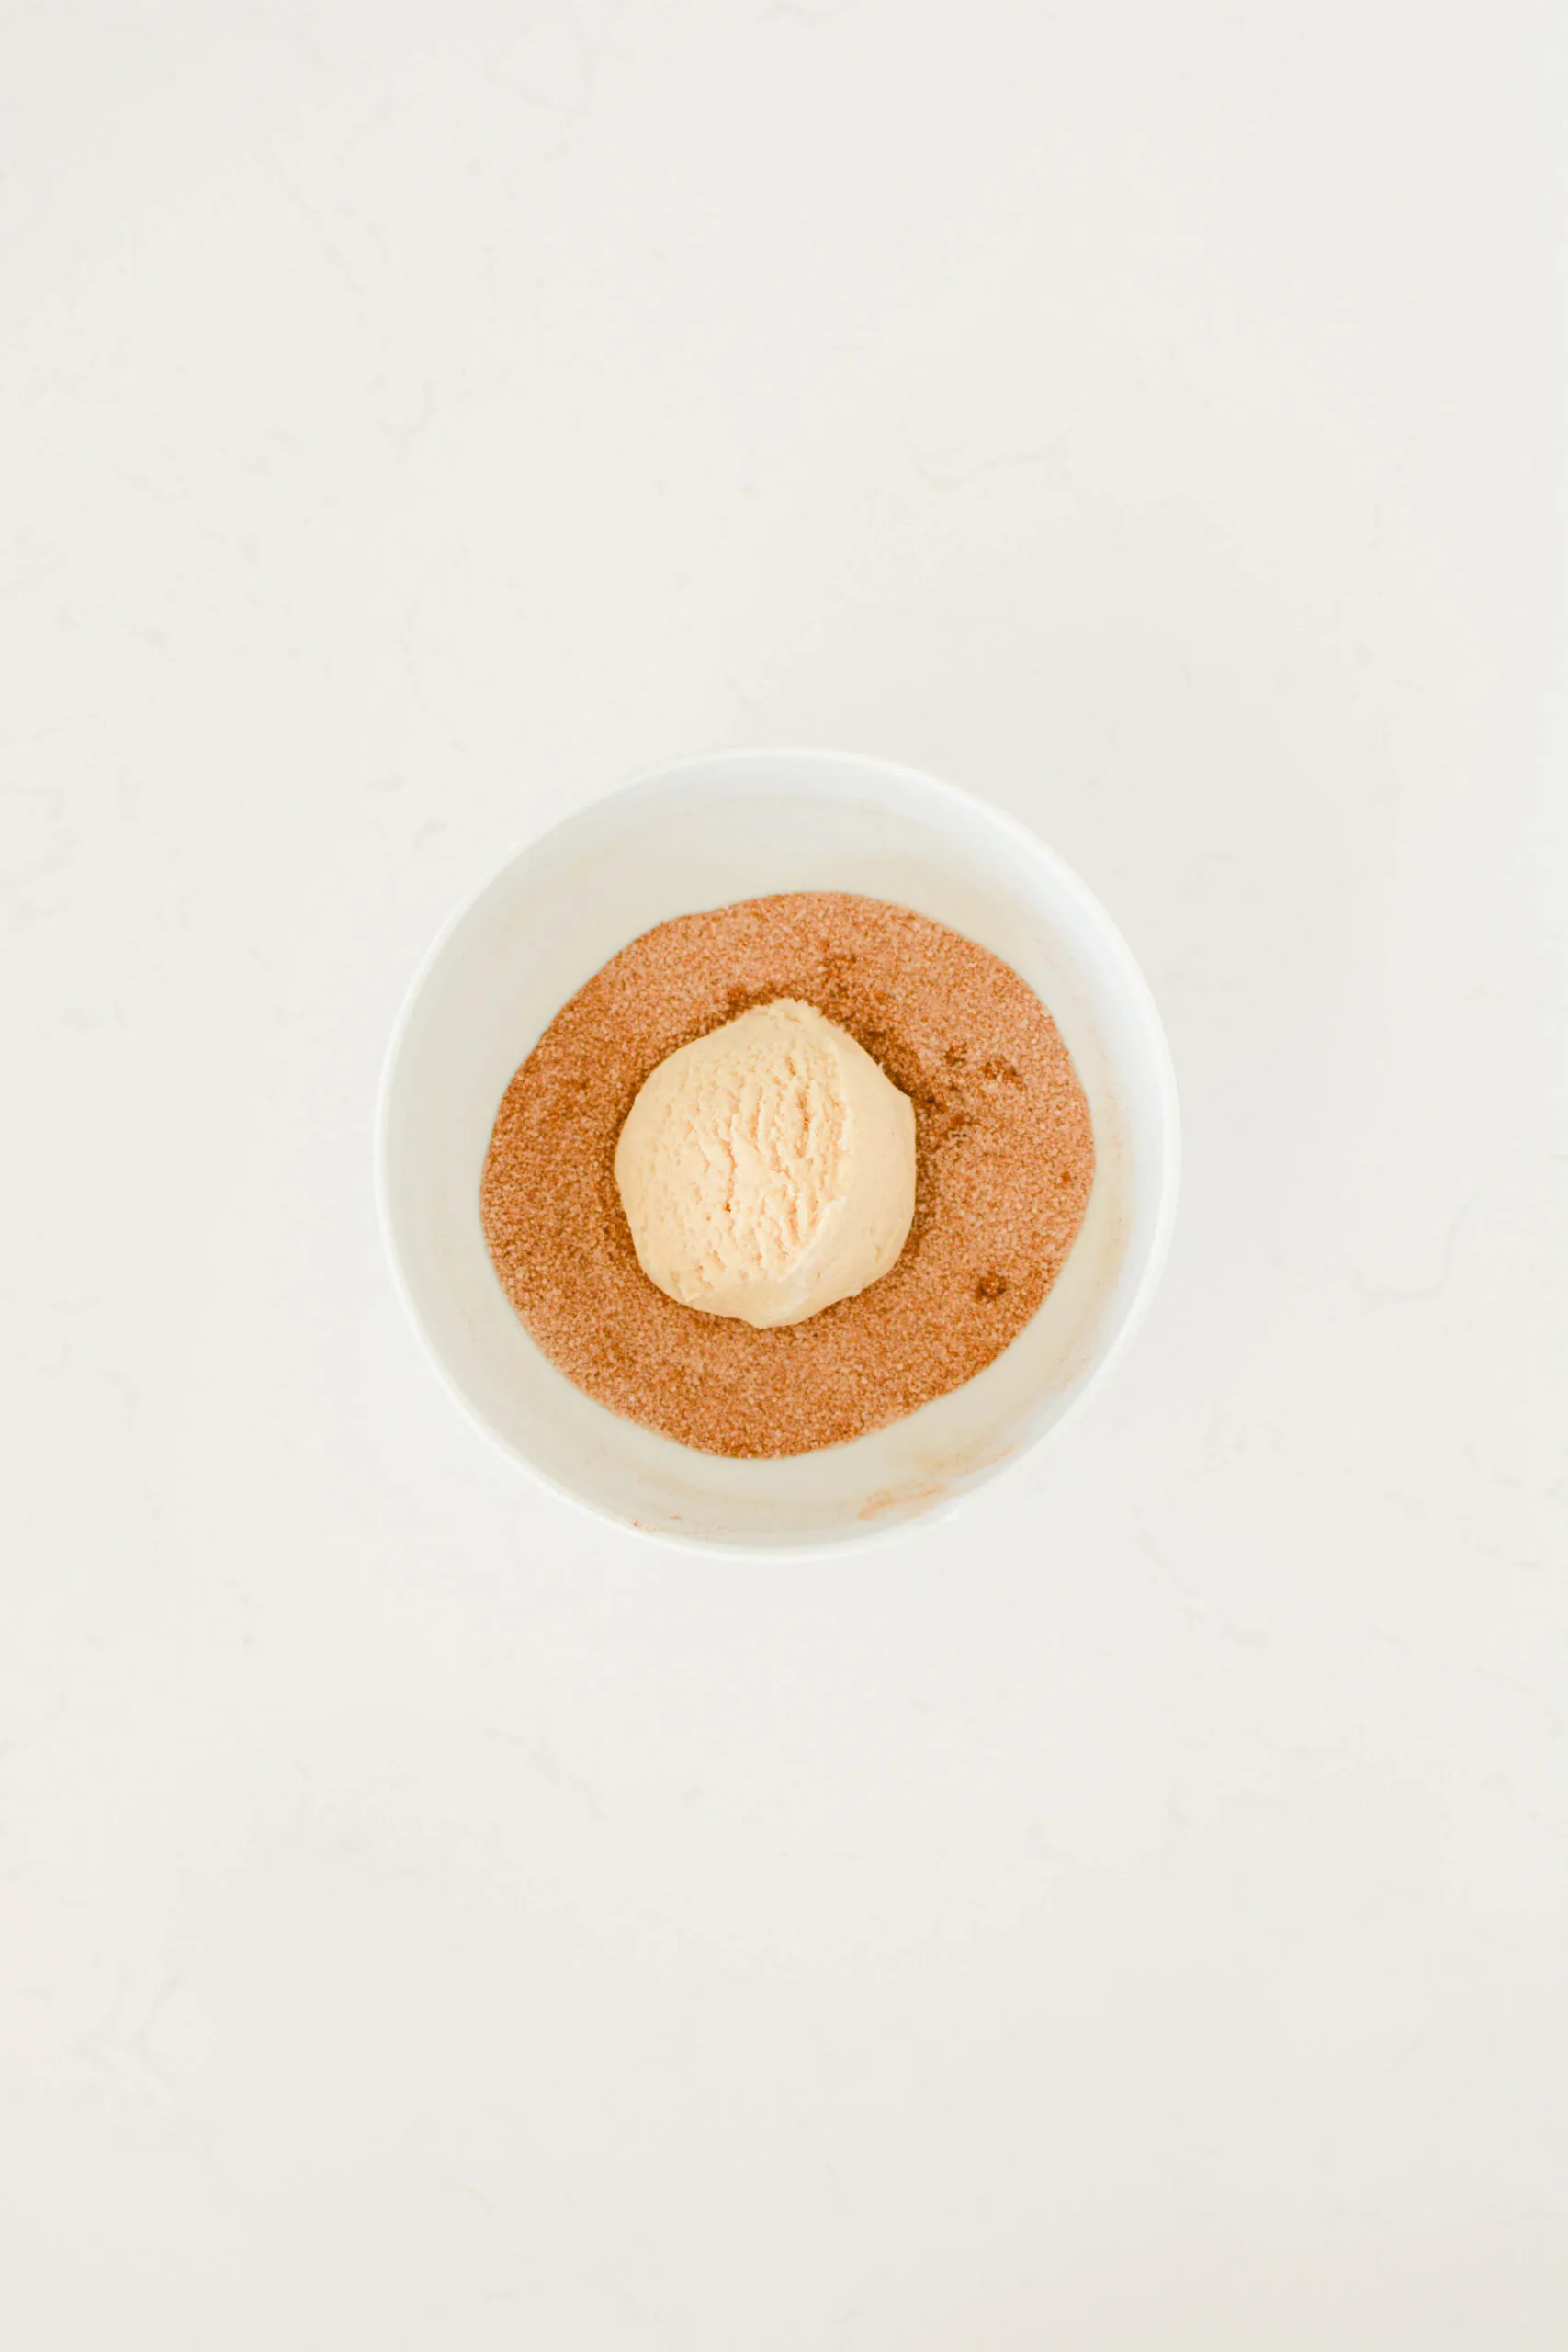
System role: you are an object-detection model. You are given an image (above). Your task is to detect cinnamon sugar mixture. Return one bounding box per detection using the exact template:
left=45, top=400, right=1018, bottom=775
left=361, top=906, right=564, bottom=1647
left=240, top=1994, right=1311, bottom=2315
left=480, top=894, right=1093, bottom=1458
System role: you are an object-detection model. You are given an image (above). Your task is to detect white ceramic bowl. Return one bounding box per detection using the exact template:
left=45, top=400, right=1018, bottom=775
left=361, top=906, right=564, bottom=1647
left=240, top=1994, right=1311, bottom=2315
left=378, top=750, right=1179, bottom=1550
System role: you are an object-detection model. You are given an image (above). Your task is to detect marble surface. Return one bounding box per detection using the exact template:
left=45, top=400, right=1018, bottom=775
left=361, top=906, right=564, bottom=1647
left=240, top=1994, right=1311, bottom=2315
left=2, top=4, right=1564, bottom=2345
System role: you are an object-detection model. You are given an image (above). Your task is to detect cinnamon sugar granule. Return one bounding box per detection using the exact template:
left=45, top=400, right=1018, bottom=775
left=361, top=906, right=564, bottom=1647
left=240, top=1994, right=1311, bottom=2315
left=480, top=893, right=1093, bottom=1458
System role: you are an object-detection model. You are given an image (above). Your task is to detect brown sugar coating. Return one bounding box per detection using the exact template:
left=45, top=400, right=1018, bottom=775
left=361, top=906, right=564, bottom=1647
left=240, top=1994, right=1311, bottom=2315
left=480, top=894, right=1094, bottom=1458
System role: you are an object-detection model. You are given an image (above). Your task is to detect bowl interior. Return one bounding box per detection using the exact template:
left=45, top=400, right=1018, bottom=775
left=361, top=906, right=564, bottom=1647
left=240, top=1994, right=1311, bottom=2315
left=378, top=752, right=1177, bottom=1548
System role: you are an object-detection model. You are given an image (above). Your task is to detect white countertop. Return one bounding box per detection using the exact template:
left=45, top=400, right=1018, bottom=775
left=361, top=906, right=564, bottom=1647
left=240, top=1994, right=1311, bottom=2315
left=3, top=5, right=1564, bottom=2345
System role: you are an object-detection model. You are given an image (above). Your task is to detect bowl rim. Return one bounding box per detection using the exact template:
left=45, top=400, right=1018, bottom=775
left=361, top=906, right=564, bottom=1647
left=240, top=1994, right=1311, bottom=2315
left=375, top=745, right=1181, bottom=1555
